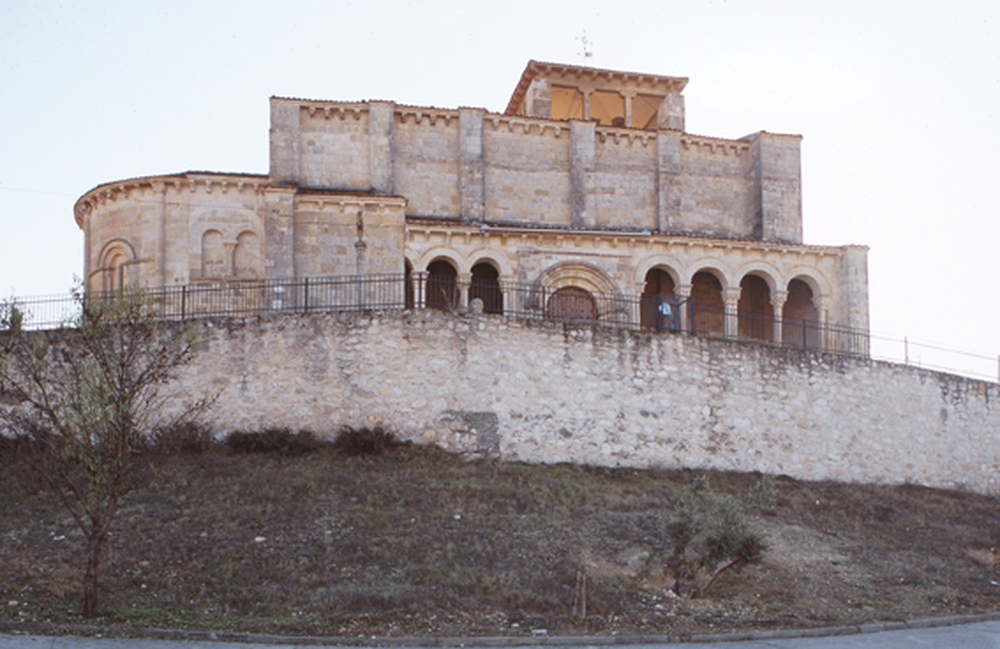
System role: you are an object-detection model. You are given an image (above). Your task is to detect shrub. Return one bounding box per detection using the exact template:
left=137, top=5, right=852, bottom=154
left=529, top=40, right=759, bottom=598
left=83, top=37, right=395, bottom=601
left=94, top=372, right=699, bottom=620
left=153, top=423, right=216, bottom=455
left=332, top=425, right=398, bottom=456
left=225, top=427, right=320, bottom=455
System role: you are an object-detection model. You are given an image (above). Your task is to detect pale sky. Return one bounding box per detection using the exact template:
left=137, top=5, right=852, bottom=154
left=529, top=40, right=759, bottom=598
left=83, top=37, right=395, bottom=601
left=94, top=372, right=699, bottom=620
left=1, top=1, right=998, bottom=378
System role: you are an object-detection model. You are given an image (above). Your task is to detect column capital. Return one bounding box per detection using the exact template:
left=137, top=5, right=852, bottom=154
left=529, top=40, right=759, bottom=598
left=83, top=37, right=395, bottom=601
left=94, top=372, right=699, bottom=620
left=770, top=290, right=788, bottom=309
left=674, top=283, right=692, bottom=298
left=723, top=287, right=742, bottom=307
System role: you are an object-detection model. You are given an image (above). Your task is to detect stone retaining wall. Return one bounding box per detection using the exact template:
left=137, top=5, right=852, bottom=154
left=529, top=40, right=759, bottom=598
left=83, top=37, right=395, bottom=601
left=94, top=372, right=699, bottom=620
left=170, top=310, right=1000, bottom=494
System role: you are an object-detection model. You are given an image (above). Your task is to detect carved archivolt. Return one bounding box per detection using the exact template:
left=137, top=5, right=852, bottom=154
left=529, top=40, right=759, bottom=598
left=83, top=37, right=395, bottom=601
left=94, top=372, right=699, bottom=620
left=535, top=261, right=620, bottom=296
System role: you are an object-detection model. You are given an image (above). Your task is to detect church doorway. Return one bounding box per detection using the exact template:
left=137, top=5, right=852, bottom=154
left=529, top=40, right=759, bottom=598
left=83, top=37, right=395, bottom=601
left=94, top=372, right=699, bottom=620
left=547, top=286, right=597, bottom=322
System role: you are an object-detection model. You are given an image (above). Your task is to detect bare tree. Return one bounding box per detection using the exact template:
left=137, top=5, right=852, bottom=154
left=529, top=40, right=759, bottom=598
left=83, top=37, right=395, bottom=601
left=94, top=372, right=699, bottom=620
left=663, top=477, right=767, bottom=598
left=0, top=291, right=213, bottom=618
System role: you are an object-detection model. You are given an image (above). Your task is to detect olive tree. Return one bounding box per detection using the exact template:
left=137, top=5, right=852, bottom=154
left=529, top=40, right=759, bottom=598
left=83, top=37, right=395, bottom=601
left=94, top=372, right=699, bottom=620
left=0, top=291, right=213, bottom=618
left=663, top=477, right=768, bottom=598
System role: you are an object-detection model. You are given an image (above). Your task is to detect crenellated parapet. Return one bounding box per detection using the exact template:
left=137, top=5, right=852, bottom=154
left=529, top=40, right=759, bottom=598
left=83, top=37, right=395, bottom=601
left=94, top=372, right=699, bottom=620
left=681, top=134, right=751, bottom=157
left=395, top=106, right=459, bottom=127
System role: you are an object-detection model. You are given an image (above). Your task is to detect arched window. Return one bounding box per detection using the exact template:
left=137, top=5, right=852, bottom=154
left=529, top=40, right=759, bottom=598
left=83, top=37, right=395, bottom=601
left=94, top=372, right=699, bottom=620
left=103, top=249, right=130, bottom=293
left=470, top=262, right=503, bottom=314
left=426, top=260, right=458, bottom=310
left=783, top=278, right=820, bottom=349
left=691, top=271, right=724, bottom=334
left=547, top=286, right=597, bottom=322
left=201, top=230, right=227, bottom=279
left=738, top=275, right=773, bottom=341
left=233, top=231, right=263, bottom=279
left=98, top=241, right=135, bottom=294
left=641, top=268, right=676, bottom=330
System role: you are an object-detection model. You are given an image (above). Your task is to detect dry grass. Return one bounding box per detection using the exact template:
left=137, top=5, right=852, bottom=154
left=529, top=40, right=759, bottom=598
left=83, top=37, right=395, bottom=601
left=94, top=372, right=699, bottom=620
left=3, top=439, right=1000, bottom=639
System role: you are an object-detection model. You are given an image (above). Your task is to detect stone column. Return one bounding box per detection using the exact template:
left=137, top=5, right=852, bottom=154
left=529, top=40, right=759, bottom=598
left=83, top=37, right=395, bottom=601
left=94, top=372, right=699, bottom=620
left=623, top=91, right=636, bottom=127
left=675, top=283, right=692, bottom=333
left=414, top=270, right=426, bottom=310
left=458, top=272, right=471, bottom=309
left=814, top=296, right=829, bottom=351
left=770, top=290, right=788, bottom=345
left=723, top=287, right=742, bottom=338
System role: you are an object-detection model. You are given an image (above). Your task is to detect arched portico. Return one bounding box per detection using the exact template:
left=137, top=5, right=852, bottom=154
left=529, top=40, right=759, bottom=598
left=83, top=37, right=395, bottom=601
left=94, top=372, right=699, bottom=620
left=783, top=277, right=821, bottom=349
left=738, top=274, right=774, bottom=341
left=426, top=259, right=459, bottom=310
left=640, top=266, right=678, bottom=330
left=690, top=269, right=726, bottom=335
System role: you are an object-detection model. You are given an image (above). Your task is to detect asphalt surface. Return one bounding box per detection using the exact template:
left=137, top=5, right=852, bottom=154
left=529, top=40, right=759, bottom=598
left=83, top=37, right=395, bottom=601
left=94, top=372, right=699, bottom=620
left=4, top=617, right=1000, bottom=649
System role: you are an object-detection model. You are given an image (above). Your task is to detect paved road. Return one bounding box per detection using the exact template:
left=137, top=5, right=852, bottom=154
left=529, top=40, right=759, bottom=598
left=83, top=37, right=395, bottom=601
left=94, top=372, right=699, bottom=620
left=4, top=621, right=1000, bottom=648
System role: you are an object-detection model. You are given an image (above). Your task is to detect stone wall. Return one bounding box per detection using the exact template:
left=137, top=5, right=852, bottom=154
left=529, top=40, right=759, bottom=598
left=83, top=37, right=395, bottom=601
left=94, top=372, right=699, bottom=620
left=169, top=310, right=1000, bottom=495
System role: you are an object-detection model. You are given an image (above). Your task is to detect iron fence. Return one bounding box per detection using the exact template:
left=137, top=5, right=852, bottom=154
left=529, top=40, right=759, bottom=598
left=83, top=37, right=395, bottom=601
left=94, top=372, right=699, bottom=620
left=4, top=273, right=869, bottom=358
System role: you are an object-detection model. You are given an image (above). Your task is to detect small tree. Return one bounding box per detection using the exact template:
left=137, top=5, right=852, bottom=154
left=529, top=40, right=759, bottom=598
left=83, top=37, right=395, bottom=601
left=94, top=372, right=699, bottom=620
left=663, top=477, right=767, bottom=598
left=0, top=290, right=213, bottom=618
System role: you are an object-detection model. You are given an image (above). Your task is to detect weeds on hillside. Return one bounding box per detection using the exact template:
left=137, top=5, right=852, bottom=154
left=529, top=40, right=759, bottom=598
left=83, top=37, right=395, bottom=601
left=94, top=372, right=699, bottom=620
left=4, top=440, right=1000, bottom=638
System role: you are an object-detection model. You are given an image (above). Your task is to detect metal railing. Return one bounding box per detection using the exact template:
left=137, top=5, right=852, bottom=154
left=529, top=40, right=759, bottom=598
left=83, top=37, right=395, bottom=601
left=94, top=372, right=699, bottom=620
left=8, top=274, right=995, bottom=380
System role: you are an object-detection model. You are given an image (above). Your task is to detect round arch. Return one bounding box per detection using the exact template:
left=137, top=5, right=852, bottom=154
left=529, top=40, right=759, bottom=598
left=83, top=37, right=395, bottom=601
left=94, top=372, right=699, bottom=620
left=631, top=255, right=682, bottom=290
left=465, top=246, right=514, bottom=278
left=410, top=246, right=465, bottom=274
left=781, top=268, right=830, bottom=300
left=535, top=261, right=621, bottom=296
left=733, top=262, right=780, bottom=294
left=679, top=258, right=732, bottom=289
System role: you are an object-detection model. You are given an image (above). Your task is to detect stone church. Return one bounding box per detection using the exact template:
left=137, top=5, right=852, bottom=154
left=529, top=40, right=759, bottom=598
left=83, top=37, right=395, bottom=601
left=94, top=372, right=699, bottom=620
left=74, top=60, right=869, bottom=346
